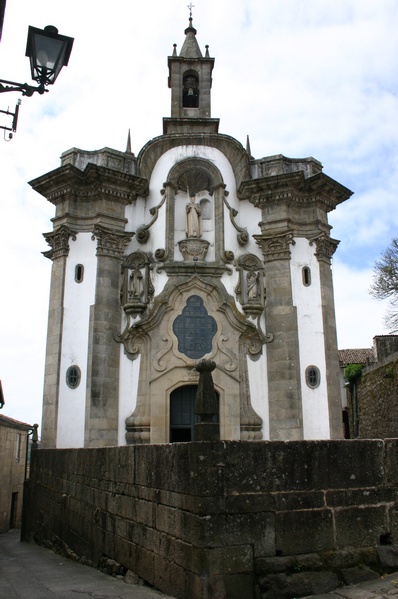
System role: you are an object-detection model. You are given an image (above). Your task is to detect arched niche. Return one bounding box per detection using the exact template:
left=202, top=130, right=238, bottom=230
left=163, top=157, right=226, bottom=262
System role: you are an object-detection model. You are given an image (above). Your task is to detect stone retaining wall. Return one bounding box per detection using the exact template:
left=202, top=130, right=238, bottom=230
left=23, top=440, right=398, bottom=598
left=357, top=354, right=398, bottom=438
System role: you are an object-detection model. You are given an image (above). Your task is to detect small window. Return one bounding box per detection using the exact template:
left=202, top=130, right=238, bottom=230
left=66, top=365, right=81, bottom=389
left=302, top=266, right=311, bottom=286
left=306, top=366, right=320, bottom=389
left=15, top=433, right=21, bottom=462
left=75, top=264, right=84, bottom=283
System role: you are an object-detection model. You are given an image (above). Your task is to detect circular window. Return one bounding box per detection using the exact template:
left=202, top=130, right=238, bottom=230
left=66, top=365, right=81, bottom=389
left=306, top=366, right=320, bottom=389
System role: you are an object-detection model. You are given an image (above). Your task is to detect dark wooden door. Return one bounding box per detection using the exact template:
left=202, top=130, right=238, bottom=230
left=170, top=385, right=197, bottom=442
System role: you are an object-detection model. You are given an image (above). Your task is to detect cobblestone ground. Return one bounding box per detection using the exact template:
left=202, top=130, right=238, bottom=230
left=0, top=530, right=175, bottom=599
left=304, top=573, right=398, bottom=598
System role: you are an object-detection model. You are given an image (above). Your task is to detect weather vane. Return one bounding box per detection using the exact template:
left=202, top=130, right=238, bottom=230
left=187, top=3, right=195, bottom=19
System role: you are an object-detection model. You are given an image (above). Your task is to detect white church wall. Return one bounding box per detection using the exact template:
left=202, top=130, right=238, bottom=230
left=57, top=233, right=97, bottom=448
left=118, top=349, right=141, bottom=446
left=247, top=347, right=270, bottom=439
left=147, top=145, right=238, bottom=264
left=125, top=196, right=146, bottom=234
left=290, top=238, right=330, bottom=439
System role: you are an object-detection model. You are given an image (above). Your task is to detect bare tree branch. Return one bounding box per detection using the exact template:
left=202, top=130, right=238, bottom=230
left=370, top=238, right=398, bottom=332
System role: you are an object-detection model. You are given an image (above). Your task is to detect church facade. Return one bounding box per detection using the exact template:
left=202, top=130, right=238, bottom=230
left=31, top=18, right=352, bottom=448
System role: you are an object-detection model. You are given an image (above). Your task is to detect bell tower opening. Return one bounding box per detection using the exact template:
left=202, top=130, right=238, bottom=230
left=183, top=72, right=199, bottom=108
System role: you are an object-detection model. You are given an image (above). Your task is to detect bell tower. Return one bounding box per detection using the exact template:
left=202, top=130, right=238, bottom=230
left=164, top=12, right=219, bottom=134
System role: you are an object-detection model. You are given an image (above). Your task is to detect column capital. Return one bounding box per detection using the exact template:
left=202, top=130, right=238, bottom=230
left=92, top=226, right=133, bottom=258
left=42, top=226, right=76, bottom=260
left=310, top=234, right=339, bottom=264
left=254, top=233, right=295, bottom=262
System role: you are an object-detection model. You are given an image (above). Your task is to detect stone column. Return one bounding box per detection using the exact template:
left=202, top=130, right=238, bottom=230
left=313, top=235, right=344, bottom=439
left=257, top=234, right=303, bottom=440
left=41, top=227, right=75, bottom=448
left=85, top=227, right=132, bottom=447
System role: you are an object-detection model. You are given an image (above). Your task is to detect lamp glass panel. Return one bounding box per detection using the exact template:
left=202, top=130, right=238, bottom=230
left=31, top=32, right=68, bottom=83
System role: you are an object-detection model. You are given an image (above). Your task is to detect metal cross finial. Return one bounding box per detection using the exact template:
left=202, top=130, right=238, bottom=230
left=187, top=3, right=195, bottom=19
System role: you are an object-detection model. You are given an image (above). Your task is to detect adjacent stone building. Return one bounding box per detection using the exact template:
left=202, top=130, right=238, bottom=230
left=340, top=335, right=398, bottom=439
left=31, top=17, right=352, bottom=448
left=0, top=414, right=32, bottom=531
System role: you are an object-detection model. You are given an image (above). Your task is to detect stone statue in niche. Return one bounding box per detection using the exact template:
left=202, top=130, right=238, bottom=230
left=128, top=269, right=143, bottom=300
left=247, top=271, right=259, bottom=301
left=186, top=193, right=202, bottom=238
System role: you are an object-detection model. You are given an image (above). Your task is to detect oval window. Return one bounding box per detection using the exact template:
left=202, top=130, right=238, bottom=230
left=302, top=266, right=311, bottom=286
left=66, top=365, right=81, bottom=389
left=75, top=264, right=84, bottom=283
left=306, top=366, right=320, bottom=389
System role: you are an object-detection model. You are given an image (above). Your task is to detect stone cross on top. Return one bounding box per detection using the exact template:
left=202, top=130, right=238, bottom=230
left=187, top=3, right=195, bottom=19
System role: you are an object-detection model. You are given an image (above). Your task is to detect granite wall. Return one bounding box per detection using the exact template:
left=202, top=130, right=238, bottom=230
left=23, top=440, right=398, bottom=598
left=348, top=352, right=398, bottom=439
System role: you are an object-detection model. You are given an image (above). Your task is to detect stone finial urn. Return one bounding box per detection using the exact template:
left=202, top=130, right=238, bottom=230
left=178, top=237, right=210, bottom=261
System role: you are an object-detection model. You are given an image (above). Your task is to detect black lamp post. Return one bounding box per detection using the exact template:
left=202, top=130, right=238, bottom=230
left=0, top=25, right=74, bottom=96
left=0, top=24, right=73, bottom=137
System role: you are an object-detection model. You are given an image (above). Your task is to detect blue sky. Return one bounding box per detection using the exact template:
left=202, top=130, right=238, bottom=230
left=0, top=0, right=397, bottom=427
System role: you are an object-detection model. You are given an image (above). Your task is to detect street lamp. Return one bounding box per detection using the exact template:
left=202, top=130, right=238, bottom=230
left=0, top=25, right=74, bottom=96
left=0, top=25, right=74, bottom=137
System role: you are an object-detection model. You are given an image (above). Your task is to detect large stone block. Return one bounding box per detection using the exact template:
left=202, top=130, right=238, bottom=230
left=222, top=440, right=385, bottom=493
left=275, top=509, right=334, bottom=554
left=154, top=553, right=186, bottom=599
left=334, top=506, right=388, bottom=548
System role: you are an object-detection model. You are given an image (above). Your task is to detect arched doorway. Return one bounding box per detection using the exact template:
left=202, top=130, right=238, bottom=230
left=170, top=385, right=198, bottom=442
left=169, top=385, right=220, bottom=442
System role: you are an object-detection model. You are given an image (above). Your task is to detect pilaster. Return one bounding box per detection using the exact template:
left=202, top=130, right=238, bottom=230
left=256, top=234, right=303, bottom=440
left=84, top=227, right=133, bottom=447
left=41, top=226, right=75, bottom=448
left=312, top=235, right=344, bottom=438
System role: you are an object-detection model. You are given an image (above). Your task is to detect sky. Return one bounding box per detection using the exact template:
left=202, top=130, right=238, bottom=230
left=0, top=0, right=397, bottom=428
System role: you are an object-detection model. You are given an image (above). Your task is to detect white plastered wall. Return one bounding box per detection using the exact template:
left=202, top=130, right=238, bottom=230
left=56, top=233, right=97, bottom=448
left=120, top=144, right=267, bottom=442
left=290, top=238, right=330, bottom=439
left=247, top=346, right=270, bottom=439
left=118, top=350, right=141, bottom=445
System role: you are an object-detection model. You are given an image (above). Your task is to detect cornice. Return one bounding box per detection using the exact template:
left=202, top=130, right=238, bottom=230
left=50, top=212, right=128, bottom=233
left=29, top=163, right=148, bottom=206
left=238, top=170, right=353, bottom=210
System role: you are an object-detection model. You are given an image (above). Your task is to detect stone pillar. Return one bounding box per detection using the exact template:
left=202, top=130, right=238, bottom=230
left=314, top=235, right=344, bottom=439
left=195, top=359, right=220, bottom=441
left=41, top=227, right=75, bottom=448
left=257, top=234, right=303, bottom=440
left=85, top=227, right=132, bottom=447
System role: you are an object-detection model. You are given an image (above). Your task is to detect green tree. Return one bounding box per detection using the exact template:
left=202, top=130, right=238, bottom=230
left=370, top=237, right=398, bottom=333
left=344, top=363, right=362, bottom=384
